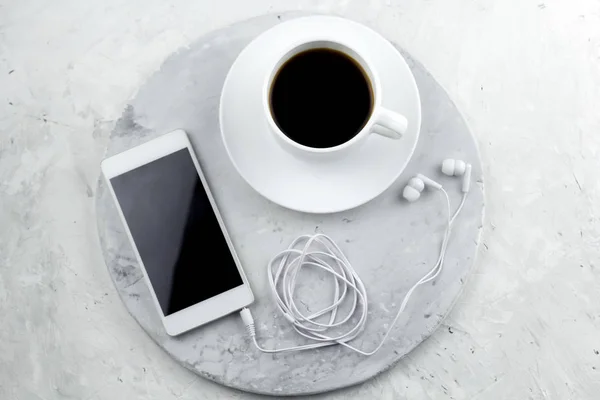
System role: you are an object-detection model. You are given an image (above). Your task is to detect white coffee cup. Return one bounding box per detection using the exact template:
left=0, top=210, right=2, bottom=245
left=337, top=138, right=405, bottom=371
left=263, top=40, right=408, bottom=160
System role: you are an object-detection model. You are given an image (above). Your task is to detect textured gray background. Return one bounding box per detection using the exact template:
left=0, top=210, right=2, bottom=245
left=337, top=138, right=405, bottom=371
left=95, top=14, right=483, bottom=396
left=5, top=1, right=600, bottom=399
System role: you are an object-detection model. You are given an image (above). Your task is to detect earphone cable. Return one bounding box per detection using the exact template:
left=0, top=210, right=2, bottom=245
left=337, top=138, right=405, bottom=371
left=241, top=189, right=467, bottom=356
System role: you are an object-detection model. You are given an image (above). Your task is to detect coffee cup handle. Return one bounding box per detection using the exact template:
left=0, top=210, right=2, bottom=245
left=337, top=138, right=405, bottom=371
left=371, top=107, right=408, bottom=139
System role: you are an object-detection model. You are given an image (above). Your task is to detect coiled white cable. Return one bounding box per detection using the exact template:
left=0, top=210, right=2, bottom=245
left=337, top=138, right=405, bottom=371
left=241, top=188, right=467, bottom=356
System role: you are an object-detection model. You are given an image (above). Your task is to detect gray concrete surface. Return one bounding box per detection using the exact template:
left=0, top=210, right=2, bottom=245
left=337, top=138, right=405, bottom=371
left=2, top=0, right=600, bottom=399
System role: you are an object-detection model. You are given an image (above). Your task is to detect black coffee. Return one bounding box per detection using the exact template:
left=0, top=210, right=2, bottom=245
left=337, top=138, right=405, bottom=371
left=270, top=48, right=373, bottom=148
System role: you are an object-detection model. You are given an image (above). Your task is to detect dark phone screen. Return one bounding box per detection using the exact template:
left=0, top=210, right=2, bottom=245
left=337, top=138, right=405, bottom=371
left=110, top=148, right=243, bottom=316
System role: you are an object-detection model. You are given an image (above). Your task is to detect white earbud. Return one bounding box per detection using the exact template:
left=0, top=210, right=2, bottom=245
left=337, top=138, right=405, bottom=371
left=402, top=177, right=424, bottom=202
left=441, top=159, right=466, bottom=177
left=402, top=174, right=442, bottom=202
left=441, top=159, right=472, bottom=193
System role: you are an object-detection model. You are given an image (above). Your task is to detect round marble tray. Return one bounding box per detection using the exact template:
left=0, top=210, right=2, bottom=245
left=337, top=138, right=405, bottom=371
left=96, top=13, right=484, bottom=396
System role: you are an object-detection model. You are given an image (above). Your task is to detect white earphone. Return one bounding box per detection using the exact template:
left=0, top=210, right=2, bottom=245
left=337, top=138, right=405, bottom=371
left=240, top=158, right=473, bottom=357
left=442, top=158, right=472, bottom=193
left=402, top=158, right=472, bottom=202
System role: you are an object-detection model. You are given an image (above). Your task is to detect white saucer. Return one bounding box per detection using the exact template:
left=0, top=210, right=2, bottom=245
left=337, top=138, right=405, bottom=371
left=220, top=16, right=421, bottom=213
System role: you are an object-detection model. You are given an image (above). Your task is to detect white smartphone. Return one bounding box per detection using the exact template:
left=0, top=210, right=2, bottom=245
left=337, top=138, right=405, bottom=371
left=101, top=129, right=254, bottom=336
